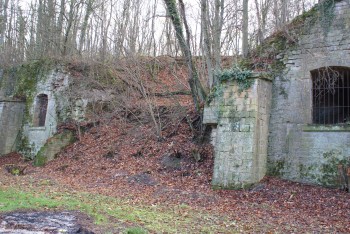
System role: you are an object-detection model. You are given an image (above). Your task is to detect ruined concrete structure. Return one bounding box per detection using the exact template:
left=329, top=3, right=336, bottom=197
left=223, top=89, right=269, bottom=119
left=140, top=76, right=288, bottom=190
left=0, top=65, right=84, bottom=164
left=0, top=101, right=25, bottom=156
left=0, top=60, right=114, bottom=165
left=204, top=0, right=350, bottom=188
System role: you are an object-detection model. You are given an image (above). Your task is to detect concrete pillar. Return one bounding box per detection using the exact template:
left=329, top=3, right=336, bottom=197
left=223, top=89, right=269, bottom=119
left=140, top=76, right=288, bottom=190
left=203, top=75, right=272, bottom=189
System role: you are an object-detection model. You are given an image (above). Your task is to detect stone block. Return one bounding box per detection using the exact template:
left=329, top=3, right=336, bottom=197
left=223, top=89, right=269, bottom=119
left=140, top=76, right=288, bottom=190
left=34, top=130, right=75, bottom=166
left=210, top=73, right=272, bottom=189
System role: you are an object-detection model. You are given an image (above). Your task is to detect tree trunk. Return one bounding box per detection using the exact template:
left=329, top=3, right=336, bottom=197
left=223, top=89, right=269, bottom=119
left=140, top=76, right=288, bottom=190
left=163, top=0, right=207, bottom=112
left=79, top=0, right=94, bottom=55
left=57, top=0, right=66, bottom=55
left=201, top=0, right=214, bottom=88
left=242, top=0, right=249, bottom=58
left=213, top=0, right=224, bottom=71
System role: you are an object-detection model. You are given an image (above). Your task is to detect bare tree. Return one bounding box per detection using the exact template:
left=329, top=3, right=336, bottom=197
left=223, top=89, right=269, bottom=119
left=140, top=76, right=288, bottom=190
left=213, top=0, right=224, bottom=70
left=78, top=0, right=95, bottom=55
left=201, top=0, right=214, bottom=88
left=254, top=0, right=271, bottom=45
left=163, top=0, right=206, bottom=111
left=242, top=0, right=249, bottom=57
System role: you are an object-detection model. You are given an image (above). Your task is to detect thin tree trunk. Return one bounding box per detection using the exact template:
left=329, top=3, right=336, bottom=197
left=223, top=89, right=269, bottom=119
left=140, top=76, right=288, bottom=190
left=254, top=0, right=263, bottom=45
left=163, top=0, right=207, bottom=112
left=56, top=0, right=65, bottom=54
left=79, top=0, right=94, bottom=55
left=213, top=0, right=224, bottom=71
left=63, top=0, right=76, bottom=56
left=242, top=0, right=249, bottom=58
left=201, top=0, right=214, bottom=88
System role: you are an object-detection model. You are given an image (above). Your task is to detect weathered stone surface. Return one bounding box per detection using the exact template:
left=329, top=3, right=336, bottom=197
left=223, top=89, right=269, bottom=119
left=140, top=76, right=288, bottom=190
left=34, top=130, right=75, bottom=166
left=0, top=101, right=25, bottom=156
left=21, top=69, right=72, bottom=159
left=267, top=1, right=350, bottom=186
left=205, top=1, right=350, bottom=189
left=205, top=77, right=272, bottom=189
left=0, top=211, right=94, bottom=233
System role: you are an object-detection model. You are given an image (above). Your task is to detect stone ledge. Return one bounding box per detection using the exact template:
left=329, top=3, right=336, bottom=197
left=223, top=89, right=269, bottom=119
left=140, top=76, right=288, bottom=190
left=302, top=124, right=350, bottom=132
left=28, top=126, right=46, bottom=131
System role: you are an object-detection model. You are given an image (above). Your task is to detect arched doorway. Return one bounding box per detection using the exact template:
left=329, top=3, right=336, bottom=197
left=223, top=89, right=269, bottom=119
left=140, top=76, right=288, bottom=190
left=33, top=94, right=48, bottom=127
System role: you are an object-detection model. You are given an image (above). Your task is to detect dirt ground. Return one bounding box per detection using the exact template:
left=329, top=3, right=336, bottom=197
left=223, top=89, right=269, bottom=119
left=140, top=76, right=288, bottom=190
left=1, top=114, right=350, bottom=233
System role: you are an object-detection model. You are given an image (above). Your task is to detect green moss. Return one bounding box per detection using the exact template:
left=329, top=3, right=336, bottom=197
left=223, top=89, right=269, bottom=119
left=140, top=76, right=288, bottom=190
left=299, top=163, right=317, bottom=179
left=267, top=159, right=285, bottom=177
left=34, top=147, right=48, bottom=167
left=34, top=130, right=76, bottom=166
left=246, top=0, right=341, bottom=80
left=206, top=84, right=224, bottom=105
left=317, top=150, right=350, bottom=187
left=16, top=131, right=33, bottom=159
left=255, top=0, right=337, bottom=57
left=1, top=60, right=54, bottom=123
left=317, top=0, right=340, bottom=36
left=292, top=5, right=318, bottom=27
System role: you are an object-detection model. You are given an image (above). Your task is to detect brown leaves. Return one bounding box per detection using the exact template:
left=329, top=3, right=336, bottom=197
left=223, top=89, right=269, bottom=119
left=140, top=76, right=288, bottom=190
left=1, top=108, right=350, bottom=232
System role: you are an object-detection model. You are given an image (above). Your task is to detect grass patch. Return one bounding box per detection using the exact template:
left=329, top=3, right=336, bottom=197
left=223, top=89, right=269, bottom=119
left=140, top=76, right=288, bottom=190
left=125, top=227, right=148, bottom=234
left=0, top=184, right=241, bottom=233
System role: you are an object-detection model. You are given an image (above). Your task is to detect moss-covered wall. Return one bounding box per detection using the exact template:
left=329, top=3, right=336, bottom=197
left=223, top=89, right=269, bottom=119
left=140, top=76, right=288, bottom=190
left=267, top=0, right=350, bottom=187
left=34, top=130, right=76, bottom=166
left=0, top=60, right=75, bottom=161
left=203, top=75, right=272, bottom=189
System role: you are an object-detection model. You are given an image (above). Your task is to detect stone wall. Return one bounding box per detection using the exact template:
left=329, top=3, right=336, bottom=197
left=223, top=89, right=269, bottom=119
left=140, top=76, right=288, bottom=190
left=267, top=1, right=350, bottom=186
left=0, top=62, right=108, bottom=161
left=22, top=70, right=71, bottom=158
left=203, top=76, right=272, bottom=189
left=0, top=101, right=25, bottom=155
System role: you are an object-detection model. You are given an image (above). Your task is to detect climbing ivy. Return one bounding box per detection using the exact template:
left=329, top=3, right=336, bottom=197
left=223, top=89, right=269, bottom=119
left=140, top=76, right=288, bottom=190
left=206, top=66, right=253, bottom=104
left=206, top=84, right=224, bottom=105
left=317, top=0, right=339, bottom=36
left=215, top=66, right=253, bottom=91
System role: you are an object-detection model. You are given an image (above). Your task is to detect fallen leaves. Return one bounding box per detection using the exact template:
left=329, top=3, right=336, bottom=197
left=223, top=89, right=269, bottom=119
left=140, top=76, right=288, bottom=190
left=1, top=97, right=350, bottom=233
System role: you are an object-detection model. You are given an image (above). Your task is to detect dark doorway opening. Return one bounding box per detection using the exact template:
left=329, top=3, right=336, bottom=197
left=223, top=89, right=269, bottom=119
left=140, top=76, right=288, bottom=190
left=33, top=94, right=48, bottom=127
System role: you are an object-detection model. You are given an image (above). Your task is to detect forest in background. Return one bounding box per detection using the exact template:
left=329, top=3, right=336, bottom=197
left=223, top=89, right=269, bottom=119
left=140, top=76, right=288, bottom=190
left=0, top=0, right=318, bottom=67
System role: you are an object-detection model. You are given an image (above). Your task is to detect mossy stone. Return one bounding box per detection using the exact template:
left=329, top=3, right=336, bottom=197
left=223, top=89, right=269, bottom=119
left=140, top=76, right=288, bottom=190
left=34, top=130, right=76, bottom=166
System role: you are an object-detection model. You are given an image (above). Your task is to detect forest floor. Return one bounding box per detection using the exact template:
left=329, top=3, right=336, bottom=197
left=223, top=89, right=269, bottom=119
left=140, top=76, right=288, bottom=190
left=0, top=113, right=350, bottom=233
left=1, top=60, right=350, bottom=233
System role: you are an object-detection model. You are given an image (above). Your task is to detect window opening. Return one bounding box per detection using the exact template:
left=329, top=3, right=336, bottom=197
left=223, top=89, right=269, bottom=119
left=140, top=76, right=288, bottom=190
left=33, top=94, right=48, bottom=127
left=312, top=67, right=350, bottom=124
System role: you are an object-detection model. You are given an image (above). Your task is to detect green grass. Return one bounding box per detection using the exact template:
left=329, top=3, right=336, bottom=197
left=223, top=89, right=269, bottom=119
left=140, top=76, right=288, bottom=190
left=0, top=185, right=241, bottom=233
left=125, top=227, right=148, bottom=234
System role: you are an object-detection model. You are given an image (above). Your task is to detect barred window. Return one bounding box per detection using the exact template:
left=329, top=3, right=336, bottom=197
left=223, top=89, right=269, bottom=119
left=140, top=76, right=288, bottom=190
left=33, top=94, right=48, bottom=127
left=312, top=67, right=350, bottom=124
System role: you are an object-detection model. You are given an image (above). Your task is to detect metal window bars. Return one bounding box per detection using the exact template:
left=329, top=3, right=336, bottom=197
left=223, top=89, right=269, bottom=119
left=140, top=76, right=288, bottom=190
left=312, top=67, right=350, bottom=125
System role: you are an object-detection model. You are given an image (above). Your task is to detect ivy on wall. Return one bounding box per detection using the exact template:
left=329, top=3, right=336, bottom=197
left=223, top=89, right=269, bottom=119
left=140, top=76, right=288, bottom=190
left=318, top=0, right=341, bottom=36
left=206, top=66, right=253, bottom=104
